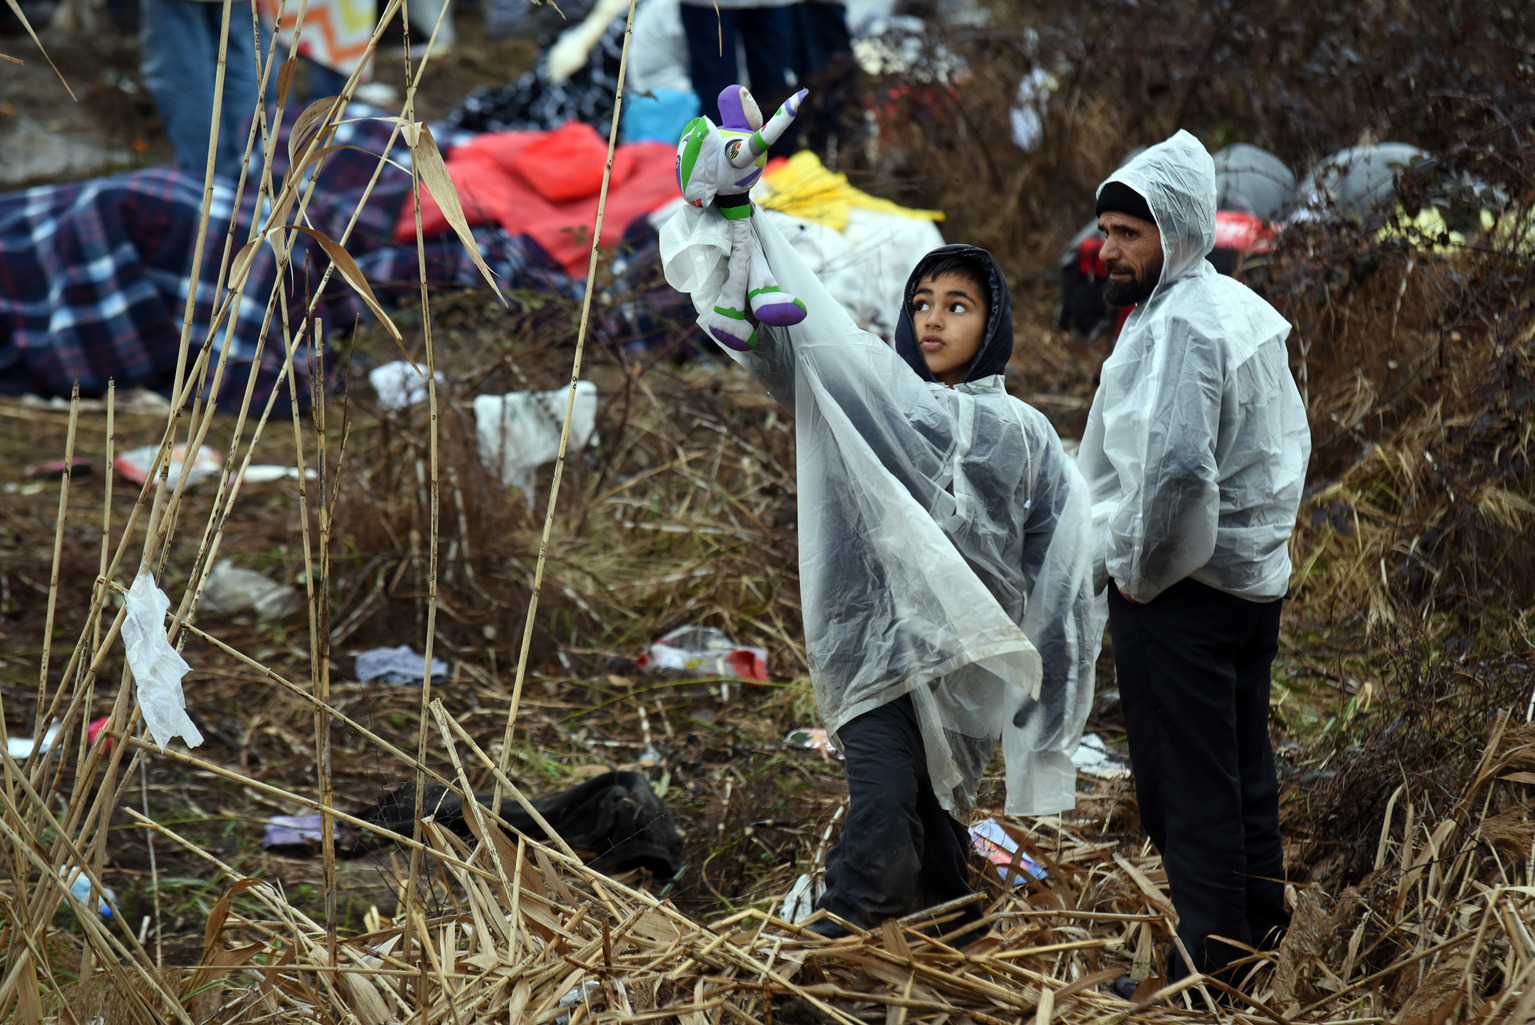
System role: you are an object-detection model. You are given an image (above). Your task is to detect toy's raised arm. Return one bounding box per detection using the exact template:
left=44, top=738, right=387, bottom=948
left=725, top=89, right=808, bottom=169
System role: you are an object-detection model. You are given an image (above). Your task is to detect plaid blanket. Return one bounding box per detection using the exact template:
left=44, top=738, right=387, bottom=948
left=0, top=107, right=569, bottom=411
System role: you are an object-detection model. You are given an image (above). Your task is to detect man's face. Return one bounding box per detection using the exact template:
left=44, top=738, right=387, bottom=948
left=1098, top=211, right=1164, bottom=308
left=911, top=272, right=988, bottom=386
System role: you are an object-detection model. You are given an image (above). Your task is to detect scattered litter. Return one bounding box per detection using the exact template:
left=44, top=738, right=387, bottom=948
left=369, top=360, right=445, bottom=412
left=779, top=872, right=825, bottom=925
left=7, top=723, right=61, bottom=758
left=473, top=382, right=598, bottom=499
left=554, top=980, right=603, bottom=1025
left=121, top=570, right=203, bottom=750
left=355, top=645, right=449, bottom=686
left=1070, top=733, right=1130, bottom=779
left=200, top=559, right=305, bottom=620
left=1009, top=67, right=1055, bottom=152
left=638, top=742, right=663, bottom=766
left=26, top=457, right=91, bottom=480
left=969, top=817, right=1047, bottom=885
left=7, top=719, right=113, bottom=758
left=114, top=443, right=223, bottom=488
left=784, top=726, right=842, bottom=759
left=635, top=625, right=768, bottom=682
left=238, top=465, right=319, bottom=484
left=263, top=814, right=340, bottom=849
left=61, top=864, right=114, bottom=918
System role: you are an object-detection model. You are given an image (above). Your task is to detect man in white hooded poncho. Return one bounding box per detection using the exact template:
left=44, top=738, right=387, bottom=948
left=662, top=209, right=1102, bottom=939
left=1077, top=131, right=1311, bottom=988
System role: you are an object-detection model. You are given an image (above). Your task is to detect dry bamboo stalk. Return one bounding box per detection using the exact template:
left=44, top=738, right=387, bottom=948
left=496, top=0, right=642, bottom=806
left=33, top=384, right=79, bottom=741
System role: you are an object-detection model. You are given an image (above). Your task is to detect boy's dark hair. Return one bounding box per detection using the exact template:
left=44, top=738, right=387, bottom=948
left=912, top=253, right=992, bottom=317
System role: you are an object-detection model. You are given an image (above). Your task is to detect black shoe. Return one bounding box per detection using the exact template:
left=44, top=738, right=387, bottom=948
left=1107, top=974, right=1139, bottom=1001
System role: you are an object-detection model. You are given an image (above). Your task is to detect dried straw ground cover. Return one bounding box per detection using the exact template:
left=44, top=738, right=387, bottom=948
left=1, top=0, right=1533, bottom=1022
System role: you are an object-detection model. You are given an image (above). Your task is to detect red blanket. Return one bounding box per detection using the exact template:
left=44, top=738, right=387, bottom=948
left=394, top=121, right=680, bottom=275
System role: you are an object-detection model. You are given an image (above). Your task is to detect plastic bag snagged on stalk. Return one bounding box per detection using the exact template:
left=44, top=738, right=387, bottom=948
left=122, top=570, right=203, bottom=749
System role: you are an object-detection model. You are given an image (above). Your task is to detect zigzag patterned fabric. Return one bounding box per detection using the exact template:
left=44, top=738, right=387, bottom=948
left=255, top=0, right=377, bottom=76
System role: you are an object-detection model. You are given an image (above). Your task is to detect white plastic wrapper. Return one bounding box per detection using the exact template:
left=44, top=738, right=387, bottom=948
left=473, top=383, right=598, bottom=500
left=369, top=360, right=445, bottom=413
left=1078, top=130, right=1311, bottom=602
left=122, top=570, right=203, bottom=750
left=661, top=206, right=1102, bottom=817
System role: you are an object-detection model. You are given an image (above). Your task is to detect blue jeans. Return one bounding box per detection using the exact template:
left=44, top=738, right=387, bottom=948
left=679, top=3, right=794, bottom=121
left=140, top=0, right=262, bottom=178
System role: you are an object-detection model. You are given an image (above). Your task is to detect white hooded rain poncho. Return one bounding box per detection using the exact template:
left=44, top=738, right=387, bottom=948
left=661, top=208, right=1103, bottom=819
left=1078, top=130, right=1311, bottom=603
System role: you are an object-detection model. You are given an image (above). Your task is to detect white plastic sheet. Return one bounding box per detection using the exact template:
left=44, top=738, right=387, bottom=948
left=661, top=205, right=1102, bottom=817
left=200, top=559, right=304, bottom=619
left=122, top=569, right=203, bottom=750
left=369, top=360, right=445, bottom=412
left=1078, top=130, right=1311, bottom=602
left=473, top=383, right=598, bottom=500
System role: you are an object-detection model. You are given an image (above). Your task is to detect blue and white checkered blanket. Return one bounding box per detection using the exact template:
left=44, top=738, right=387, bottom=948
left=0, top=107, right=568, bottom=410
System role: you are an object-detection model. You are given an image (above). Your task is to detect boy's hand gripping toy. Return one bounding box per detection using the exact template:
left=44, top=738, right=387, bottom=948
left=675, top=85, right=809, bottom=350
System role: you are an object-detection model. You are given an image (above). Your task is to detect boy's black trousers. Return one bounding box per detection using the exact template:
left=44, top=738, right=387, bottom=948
left=815, top=693, right=979, bottom=931
left=1108, top=578, right=1291, bottom=982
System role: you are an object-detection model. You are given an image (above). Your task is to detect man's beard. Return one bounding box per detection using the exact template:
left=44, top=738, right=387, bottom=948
left=1102, top=260, right=1161, bottom=308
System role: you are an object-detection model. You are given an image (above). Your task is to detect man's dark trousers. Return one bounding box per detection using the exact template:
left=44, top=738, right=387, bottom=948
left=815, top=692, right=978, bottom=932
left=1108, top=578, right=1290, bottom=982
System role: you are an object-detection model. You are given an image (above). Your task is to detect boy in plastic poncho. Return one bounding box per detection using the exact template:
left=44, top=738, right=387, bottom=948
left=661, top=210, right=1103, bottom=940
left=1077, top=131, right=1311, bottom=988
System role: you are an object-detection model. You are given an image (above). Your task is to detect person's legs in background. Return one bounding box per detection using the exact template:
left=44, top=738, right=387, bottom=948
left=790, top=0, right=849, bottom=82
left=216, top=2, right=262, bottom=177
left=141, top=0, right=262, bottom=178
left=305, top=59, right=352, bottom=101
left=140, top=0, right=219, bottom=175
left=738, top=4, right=793, bottom=100
left=679, top=2, right=739, bottom=119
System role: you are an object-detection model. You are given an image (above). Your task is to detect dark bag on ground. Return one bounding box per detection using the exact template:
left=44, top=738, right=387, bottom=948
left=347, top=770, right=684, bottom=881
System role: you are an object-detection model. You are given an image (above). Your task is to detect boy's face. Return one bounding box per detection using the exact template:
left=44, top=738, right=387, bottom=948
left=911, top=272, right=988, bottom=386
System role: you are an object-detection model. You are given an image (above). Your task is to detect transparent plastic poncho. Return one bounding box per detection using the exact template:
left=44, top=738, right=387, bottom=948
left=1078, top=130, right=1312, bottom=603
left=661, top=207, right=1103, bottom=817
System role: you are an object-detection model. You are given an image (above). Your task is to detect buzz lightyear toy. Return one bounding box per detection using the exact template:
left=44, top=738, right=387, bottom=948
left=675, top=85, right=809, bottom=350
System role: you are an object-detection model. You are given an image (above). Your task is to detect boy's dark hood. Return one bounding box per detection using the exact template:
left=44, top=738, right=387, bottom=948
left=894, top=244, right=1014, bottom=384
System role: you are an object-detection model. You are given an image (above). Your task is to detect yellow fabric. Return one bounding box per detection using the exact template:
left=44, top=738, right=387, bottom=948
left=758, top=151, right=943, bottom=231
left=1377, top=203, right=1533, bottom=255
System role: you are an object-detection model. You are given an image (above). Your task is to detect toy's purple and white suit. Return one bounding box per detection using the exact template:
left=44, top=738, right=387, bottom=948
left=675, top=85, right=808, bottom=349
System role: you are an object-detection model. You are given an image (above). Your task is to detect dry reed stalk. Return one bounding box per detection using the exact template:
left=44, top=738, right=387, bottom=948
left=496, top=0, right=643, bottom=802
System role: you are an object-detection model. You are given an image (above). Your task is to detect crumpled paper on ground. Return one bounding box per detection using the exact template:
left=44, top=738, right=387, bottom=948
left=263, top=814, right=340, bottom=849
left=122, top=570, right=203, bottom=749
left=200, top=559, right=305, bottom=619
left=355, top=645, right=448, bottom=686
left=969, top=817, right=1047, bottom=885
left=1070, top=732, right=1131, bottom=779
left=636, top=625, right=769, bottom=682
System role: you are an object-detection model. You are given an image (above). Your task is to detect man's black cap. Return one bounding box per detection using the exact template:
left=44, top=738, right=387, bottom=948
left=1095, top=180, right=1155, bottom=226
